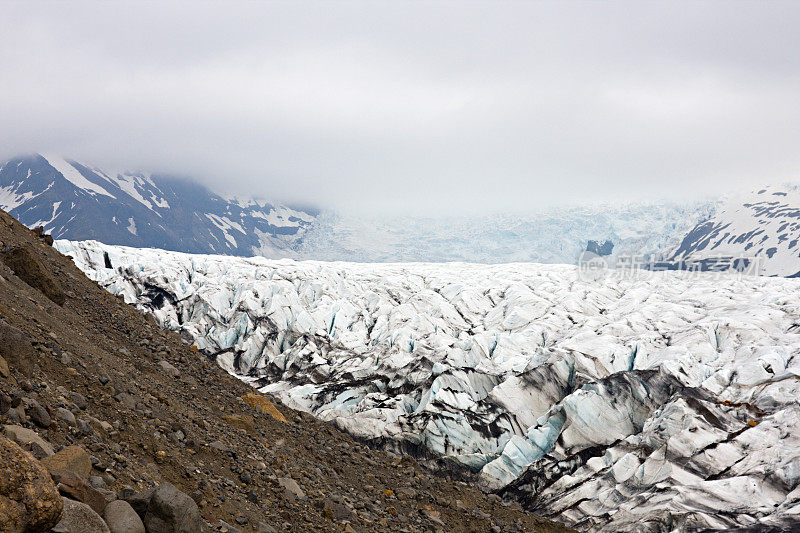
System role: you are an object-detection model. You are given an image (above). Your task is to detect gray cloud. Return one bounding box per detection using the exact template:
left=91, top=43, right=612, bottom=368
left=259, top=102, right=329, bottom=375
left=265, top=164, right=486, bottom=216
left=1, top=1, right=799, bottom=215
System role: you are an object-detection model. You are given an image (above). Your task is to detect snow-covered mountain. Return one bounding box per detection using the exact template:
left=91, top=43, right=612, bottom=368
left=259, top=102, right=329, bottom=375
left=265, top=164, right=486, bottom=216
left=57, top=239, right=800, bottom=532
left=670, top=184, right=800, bottom=277
left=0, top=154, right=317, bottom=256
left=0, top=152, right=720, bottom=266
left=8, top=152, right=800, bottom=279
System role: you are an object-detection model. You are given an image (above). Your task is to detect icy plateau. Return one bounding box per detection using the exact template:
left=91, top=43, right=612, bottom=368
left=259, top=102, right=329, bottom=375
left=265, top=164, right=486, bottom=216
left=56, top=240, right=800, bottom=532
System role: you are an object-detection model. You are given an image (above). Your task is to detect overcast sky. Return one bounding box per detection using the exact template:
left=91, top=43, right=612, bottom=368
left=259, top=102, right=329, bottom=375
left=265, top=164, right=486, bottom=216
left=1, top=1, right=799, bottom=215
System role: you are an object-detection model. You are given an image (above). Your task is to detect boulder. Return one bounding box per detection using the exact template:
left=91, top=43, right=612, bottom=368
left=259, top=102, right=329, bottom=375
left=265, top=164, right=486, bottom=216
left=0, top=321, right=35, bottom=378
left=221, top=414, right=255, bottom=434
left=40, top=445, right=92, bottom=478
left=51, top=497, right=110, bottom=533
left=241, top=393, right=288, bottom=423
left=103, top=500, right=145, bottom=533
left=2, top=424, right=54, bottom=456
left=0, top=434, right=63, bottom=533
left=51, top=469, right=107, bottom=515
left=117, top=487, right=154, bottom=519
left=142, top=483, right=201, bottom=533
left=0, top=246, right=65, bottom=305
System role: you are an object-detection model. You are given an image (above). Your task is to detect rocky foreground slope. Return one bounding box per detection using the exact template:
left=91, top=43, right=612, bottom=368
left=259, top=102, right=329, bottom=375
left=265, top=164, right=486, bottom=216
left=0, top=208, right=570, bottom=532
left=57, top=240, right=800, bottom=532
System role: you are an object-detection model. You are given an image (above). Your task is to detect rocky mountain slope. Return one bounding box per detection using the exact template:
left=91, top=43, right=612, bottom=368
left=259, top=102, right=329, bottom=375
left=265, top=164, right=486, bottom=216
left=57, top=239, right=800, bottom=532
left=0, top=208, right=570, bottom=532
left=0, top=154, right=316, bottom=257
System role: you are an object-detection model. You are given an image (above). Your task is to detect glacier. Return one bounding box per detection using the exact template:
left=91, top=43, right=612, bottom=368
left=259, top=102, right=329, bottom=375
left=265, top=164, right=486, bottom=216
left=295, top=200, right=717, bottom=265
left=56, top=240, right=800, bottom=532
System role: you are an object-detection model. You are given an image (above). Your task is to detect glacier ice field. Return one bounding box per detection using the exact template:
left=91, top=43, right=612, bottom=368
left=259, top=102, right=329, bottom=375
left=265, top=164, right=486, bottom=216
left=57, top=240, right=800, bottom=532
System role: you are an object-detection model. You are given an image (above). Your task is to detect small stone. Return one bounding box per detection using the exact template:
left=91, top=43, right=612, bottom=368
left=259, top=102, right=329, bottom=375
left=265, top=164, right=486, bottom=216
left=324, top=499, right=354, bottom=521
left=209, top=440, right=229, bottom=453
left=396, top=487, right=418, bottom=500
left=0, top=354, right=9, bottom=378
left=219, top=519, right=242, bottom=533
left=0, top=391, right=10, bottom=414
left=55, top=407, right=77, bottom=427
left=25, top=399, right=52, bottom=428
left=68, top=391, right=88, bottom=410
left=278, top=477, right=306, bottom=501
left=158, top=360, right=179, bottom=377
left=257, top=523, right=278, bottom=533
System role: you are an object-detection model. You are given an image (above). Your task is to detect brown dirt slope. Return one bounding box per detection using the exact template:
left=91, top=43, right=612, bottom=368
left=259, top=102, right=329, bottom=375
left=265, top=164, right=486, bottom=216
left=0, top=208, right=574, bottom=533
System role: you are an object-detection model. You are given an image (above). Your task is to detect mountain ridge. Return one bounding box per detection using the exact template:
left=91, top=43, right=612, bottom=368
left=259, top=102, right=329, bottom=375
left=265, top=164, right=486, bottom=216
left=0, top=153, right=316, bottom=257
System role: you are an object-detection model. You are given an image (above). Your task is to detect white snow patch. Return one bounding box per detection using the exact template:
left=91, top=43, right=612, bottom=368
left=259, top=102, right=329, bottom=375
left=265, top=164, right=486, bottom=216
left=0, top=184, right=36, bottom=211
left=41, top=154, right=116, bottom=198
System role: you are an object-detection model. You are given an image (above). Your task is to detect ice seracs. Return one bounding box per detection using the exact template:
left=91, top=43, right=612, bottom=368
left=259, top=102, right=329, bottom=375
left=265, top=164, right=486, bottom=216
left=56, top=239, right=800, bottom=531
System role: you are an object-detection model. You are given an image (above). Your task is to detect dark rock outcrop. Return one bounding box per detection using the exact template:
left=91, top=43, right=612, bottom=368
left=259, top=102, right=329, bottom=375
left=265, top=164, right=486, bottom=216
left=1, top=246, right=65, bottom=305
left=0, top=321, right=36, bottom=378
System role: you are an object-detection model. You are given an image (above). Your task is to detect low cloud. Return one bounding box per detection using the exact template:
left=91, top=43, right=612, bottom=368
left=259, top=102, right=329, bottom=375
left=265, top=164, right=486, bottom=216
left=1, top=1, right=799, bottom=215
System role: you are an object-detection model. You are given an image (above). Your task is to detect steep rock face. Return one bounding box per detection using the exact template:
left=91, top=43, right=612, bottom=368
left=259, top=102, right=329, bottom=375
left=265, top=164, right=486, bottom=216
left=57, top=239, right=800, bottom=531
left=0, top=154, right=316, bottom=257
